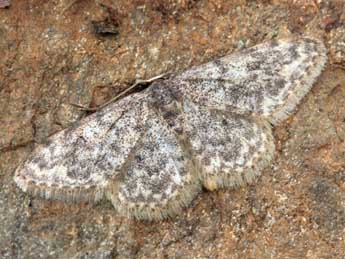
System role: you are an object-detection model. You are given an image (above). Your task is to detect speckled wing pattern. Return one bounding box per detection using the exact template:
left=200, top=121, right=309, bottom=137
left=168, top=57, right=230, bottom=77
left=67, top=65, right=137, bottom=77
left=177, top=37, right=327, bottom=125
left=14, top=37, right=327, bottom=220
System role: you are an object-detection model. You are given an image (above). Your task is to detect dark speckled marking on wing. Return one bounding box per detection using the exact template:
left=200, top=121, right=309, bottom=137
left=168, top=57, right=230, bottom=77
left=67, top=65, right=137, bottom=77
left=13, top=37, right=327, bottom=221
left=14, top=92, right=151, bottom=202
left=182, top=100, right=275, bottom=190
left=106, top=102, right=200, bottom=220
left=177, top=37, right=327, bottom=124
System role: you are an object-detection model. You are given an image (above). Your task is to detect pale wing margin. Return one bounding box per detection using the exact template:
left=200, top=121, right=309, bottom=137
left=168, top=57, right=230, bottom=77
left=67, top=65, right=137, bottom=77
left=181, top=100, right=275, bottom=190
left=14, top=92, right=150, bottom=203
left=177, top=37, right=327, bottom=125
left=106, top=107, right=201, bottom=220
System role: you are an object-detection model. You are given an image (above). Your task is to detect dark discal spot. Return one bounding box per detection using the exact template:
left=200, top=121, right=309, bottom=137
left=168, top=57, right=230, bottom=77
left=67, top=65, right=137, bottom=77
left=67, top=170, right=77, bottom=179
left=164, top=110, right=177, bottom=118
left=247, top=61, right=262, bottom=71
left=265, top=78, right=287, bottom=97
left=135, top=155, right=144, bottom=162
left=275, top=78, right=287, bottom=89
left=162, top=110, right=180, bottom=129
left=76, top=136, right=87, bottom=146
left=288, top=45, right=300, bottom=59
left=37, top=159, right=48, bottom=170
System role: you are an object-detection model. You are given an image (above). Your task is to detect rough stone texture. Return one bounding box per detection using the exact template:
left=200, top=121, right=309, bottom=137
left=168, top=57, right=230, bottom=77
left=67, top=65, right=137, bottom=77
left=329, top=26, right=345, bottom=65
left=0, top=0, right=345, bottom=258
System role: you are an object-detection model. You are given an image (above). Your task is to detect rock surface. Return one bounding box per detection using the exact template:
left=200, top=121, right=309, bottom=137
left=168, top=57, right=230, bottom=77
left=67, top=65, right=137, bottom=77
left=1, top=0, right=345, bottom=258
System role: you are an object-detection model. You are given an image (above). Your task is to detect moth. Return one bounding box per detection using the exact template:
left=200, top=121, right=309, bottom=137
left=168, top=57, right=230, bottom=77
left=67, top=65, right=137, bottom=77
left=14, top=37, right=327, bottom=221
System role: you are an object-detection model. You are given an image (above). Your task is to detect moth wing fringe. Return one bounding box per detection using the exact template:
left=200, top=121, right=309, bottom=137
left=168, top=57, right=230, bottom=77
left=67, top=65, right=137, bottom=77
left=268, top=38, right=328, bottom=125
left=14, top=172, right=106, bottom=204
left=106, top=165, right=202, bottom=221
